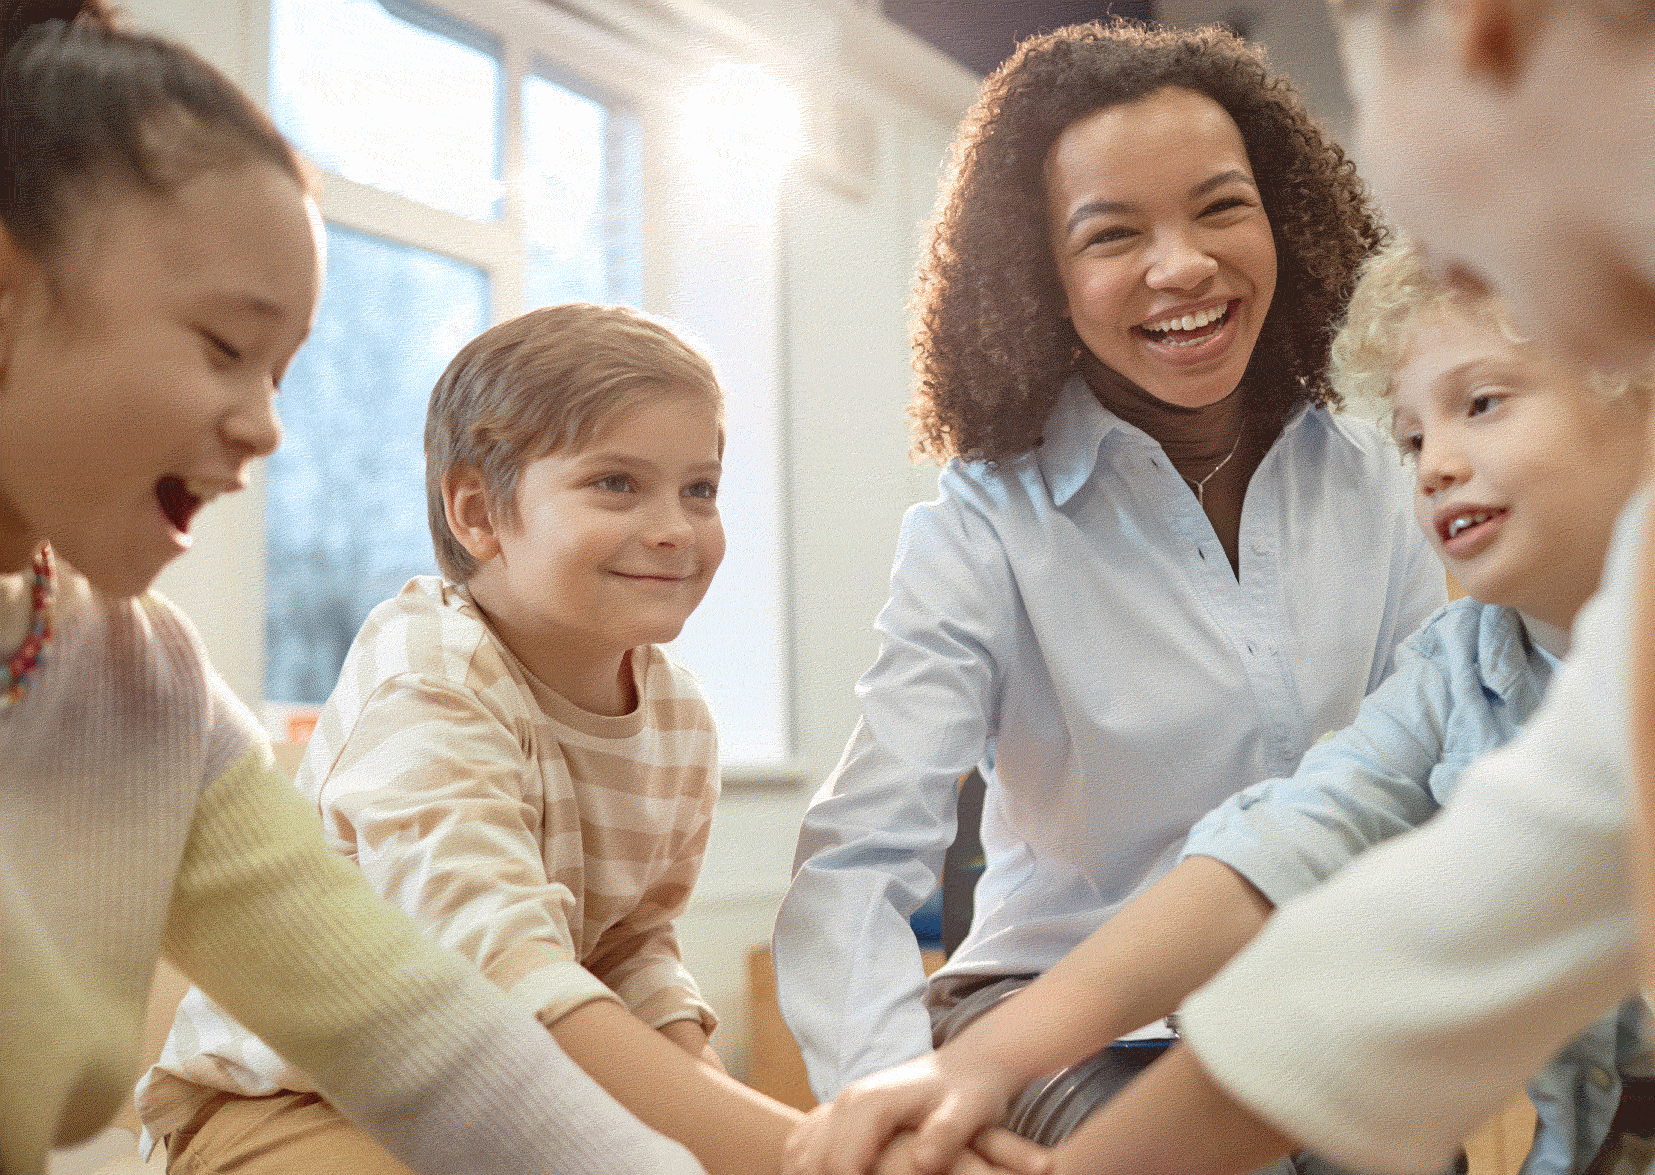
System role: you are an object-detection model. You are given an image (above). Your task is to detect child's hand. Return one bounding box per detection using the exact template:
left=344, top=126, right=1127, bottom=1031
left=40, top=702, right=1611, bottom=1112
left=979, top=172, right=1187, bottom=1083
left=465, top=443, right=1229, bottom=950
left=782, top=1054, right=1042, bottom=1175
left=874, top=1129, right=1050, bottom=1175
left=657, top=1019, right=726, bottom=1071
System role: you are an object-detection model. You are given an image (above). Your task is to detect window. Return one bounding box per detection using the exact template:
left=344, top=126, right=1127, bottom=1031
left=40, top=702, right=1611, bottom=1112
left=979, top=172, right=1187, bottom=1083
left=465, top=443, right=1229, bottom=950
left=264, top=226, right=487, bottom=703
left=263, top=0, right=793, bottom=768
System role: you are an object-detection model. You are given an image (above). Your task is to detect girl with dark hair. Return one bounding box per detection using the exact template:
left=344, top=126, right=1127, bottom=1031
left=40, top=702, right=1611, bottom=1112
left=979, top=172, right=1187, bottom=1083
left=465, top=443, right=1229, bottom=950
left=0, top=5, right=700, bottom=1173
left=773, top=19, right=1444, bottom=1166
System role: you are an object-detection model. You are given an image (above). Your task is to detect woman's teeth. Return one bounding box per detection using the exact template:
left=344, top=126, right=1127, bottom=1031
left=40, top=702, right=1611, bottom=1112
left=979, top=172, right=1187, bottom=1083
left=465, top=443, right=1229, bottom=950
left=1142, top=304, right=1229, bottom=342
left=1447, top=510, right=1494, bottom=539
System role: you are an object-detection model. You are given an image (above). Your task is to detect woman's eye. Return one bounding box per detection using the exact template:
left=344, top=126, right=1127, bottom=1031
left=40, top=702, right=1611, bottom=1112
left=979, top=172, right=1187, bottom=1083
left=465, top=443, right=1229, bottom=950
left=684, top=481, right=718, bottom=501
left=1084, top=226, right=1134, bottom=248
left=1200, top=197, right=1250, bottom=217
left=594, top=474, right=635, bottom=494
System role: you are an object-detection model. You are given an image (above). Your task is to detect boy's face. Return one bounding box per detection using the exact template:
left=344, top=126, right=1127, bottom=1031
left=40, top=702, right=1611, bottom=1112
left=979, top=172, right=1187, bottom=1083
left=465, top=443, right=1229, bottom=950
left=1389, top=309, right=1644, bottom=628
left=488, top=389, right=724, bottom=658
left=1333, top=2, right=1655, bottom=375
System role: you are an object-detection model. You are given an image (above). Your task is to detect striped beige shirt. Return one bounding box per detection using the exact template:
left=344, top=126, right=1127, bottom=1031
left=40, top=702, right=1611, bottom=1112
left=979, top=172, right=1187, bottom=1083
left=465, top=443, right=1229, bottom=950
left=146, top=575, right=719, bottom=1105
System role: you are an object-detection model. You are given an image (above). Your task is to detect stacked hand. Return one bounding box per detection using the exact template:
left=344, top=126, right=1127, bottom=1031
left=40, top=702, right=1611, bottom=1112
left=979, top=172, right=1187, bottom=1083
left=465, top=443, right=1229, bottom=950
left=781, top=1053, right=1048, bottom=1175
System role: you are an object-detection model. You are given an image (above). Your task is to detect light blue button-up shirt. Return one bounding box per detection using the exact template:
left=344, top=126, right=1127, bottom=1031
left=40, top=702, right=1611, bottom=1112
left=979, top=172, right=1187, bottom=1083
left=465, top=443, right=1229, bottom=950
left=1185, top=597, right=1647, bottom=1175
left=775, top=376, right=1446, bottom=1097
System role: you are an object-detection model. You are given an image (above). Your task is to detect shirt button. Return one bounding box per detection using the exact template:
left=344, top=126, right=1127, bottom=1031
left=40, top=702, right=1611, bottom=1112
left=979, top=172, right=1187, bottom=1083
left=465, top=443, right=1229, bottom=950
left=1251, top=540, right=1269, bottom=555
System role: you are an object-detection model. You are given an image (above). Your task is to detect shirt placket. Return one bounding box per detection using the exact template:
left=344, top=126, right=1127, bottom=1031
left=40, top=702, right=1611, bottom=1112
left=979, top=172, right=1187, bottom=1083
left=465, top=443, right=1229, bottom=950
left=1149, top=446, right=1305, bottom=779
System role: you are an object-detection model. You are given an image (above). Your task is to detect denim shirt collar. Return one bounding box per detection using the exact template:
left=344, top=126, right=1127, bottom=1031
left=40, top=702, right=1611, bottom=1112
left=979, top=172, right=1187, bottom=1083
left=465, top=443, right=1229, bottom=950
left=1477, top=601, right=1543, bottom=703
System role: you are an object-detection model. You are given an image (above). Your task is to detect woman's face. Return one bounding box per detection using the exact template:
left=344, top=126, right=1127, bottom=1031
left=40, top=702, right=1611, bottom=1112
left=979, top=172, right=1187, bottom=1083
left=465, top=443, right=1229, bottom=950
left=1045, top=85, right=1278, bottom=410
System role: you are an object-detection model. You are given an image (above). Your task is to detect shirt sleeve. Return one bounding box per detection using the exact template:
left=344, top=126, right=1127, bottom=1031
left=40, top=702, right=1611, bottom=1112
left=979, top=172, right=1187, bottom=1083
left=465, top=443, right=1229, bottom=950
left=1181, top=628, right=1453, bottom=906
left=163, top=745, right=703, bottom=1175
left=319, top=673, right=620, bottom=1028
left=1177, top=516, right=1642, bottom=1175
left=584, top=778, right=719, bottom=1033
left=773, top=485, right=1010, bottom=1099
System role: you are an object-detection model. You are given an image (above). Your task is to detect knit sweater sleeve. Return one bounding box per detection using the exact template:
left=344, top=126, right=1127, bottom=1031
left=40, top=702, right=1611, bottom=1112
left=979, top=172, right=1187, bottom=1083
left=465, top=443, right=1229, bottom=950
left=162, top=745, right=705, bottom=1175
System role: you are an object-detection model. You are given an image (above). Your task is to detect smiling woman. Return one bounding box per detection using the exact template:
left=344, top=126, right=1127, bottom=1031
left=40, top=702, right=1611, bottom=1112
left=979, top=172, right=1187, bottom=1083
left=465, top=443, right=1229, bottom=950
left=773, top=20, right=1448, bottom=1171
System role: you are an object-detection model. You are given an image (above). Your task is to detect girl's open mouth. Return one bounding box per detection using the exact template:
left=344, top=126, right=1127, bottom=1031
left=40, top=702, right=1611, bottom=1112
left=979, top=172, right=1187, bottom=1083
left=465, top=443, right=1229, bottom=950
left=155, top=476, right=202, bottom=535
left=1437, top=506, right=1507, bottom=556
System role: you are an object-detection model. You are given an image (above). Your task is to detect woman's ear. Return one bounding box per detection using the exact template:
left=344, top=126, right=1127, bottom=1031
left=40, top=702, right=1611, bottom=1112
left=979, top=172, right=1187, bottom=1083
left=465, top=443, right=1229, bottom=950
left=1452, top=0, right=1549, bottom=84
left=443, top=468, right=502, bottom=563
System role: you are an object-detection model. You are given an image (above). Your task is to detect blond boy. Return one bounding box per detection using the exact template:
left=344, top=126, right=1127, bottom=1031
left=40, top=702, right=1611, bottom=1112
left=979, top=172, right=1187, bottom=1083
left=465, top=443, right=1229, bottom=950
left=142, top=305, right=800, bottom=1174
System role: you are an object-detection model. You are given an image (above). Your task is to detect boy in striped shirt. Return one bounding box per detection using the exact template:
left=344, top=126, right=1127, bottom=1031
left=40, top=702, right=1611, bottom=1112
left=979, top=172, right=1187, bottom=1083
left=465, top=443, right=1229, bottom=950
left=143, top=304, right=803, bottom=1175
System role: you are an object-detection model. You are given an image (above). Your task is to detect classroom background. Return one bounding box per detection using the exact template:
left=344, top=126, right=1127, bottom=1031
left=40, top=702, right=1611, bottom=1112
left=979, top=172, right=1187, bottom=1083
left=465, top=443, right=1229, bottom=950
left=51, top=2, right=1475, bottom=1171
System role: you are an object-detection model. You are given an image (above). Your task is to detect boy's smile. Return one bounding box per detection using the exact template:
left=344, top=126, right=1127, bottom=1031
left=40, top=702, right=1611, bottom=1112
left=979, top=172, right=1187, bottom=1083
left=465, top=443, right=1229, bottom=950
left=1389, top=308, right=1645, bottom=629
left=459, top=389, right=725, bottom=714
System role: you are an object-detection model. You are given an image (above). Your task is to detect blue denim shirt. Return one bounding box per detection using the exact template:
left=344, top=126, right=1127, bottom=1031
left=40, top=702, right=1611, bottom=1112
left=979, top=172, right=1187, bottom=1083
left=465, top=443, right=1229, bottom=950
left=1185, top=597, right=1647, bottom=1174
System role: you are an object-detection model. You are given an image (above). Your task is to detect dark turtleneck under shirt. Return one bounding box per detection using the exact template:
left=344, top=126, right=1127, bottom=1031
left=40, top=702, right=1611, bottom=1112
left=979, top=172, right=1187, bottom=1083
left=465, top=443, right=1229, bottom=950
left=1078, top=352, right=1281, bottom=577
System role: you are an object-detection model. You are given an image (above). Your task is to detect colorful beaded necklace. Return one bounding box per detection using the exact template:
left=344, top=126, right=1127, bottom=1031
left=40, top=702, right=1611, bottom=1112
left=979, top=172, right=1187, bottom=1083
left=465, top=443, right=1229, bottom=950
left=3, top=545, right=56, bottom=711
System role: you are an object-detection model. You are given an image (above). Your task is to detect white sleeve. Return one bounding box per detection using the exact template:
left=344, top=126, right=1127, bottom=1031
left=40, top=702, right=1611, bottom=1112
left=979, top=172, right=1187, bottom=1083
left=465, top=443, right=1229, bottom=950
left=772, top=489, right=1011, bottom=1098
left=1178, top=498, right=1646, bottom=1175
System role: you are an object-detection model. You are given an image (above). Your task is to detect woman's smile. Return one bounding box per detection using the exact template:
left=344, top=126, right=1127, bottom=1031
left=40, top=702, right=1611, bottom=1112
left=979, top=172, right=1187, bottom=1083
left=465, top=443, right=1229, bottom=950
left=1046, top=86, right=1277, bottom=409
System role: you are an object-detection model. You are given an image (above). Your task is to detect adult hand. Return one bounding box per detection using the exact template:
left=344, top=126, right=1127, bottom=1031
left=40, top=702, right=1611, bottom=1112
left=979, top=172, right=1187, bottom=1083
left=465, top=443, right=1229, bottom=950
left=781, top=1054, right=1042, bottom=1175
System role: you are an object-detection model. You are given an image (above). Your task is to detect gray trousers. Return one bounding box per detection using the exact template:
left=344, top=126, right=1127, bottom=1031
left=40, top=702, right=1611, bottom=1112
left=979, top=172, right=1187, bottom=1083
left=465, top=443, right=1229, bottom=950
left=928, top=975, right=1379, bottom=1175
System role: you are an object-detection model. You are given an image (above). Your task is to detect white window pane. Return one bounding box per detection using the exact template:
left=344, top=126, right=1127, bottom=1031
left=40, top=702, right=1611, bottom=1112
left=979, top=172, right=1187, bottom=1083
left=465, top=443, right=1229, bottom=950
left=265, top=225, right=488, bottom=703
left=271, top=0, right=502, bottom=220
left=522, top=72, right=641, bottom=307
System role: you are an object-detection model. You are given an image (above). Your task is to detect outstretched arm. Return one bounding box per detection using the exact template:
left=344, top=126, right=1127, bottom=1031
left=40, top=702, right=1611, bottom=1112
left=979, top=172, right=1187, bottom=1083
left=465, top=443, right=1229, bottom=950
left=551, top=998, right=800, bottom=1174
left=783, top=855, right=1271, bottom=1175
left=1048, top=1045, right=1295, bottom=1175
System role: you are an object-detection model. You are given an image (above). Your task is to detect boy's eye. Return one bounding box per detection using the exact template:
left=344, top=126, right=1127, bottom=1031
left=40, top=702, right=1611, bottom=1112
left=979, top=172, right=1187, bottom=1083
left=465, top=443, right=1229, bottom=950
left=594, top=474, right=636, bottom=494
left=684, top=481, right=718, bottom=501
left=1468, top=392, right=1503, bottom=417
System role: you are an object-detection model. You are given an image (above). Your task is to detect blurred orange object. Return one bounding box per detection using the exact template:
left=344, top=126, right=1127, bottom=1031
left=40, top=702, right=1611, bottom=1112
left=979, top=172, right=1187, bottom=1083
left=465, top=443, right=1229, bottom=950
left=284, top=710, right=319, bottom=744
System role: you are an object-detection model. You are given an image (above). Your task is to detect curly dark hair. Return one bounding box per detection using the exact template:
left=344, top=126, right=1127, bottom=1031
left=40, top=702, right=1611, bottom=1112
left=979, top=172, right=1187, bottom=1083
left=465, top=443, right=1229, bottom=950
left=911, top=20, right=1386, bottom=463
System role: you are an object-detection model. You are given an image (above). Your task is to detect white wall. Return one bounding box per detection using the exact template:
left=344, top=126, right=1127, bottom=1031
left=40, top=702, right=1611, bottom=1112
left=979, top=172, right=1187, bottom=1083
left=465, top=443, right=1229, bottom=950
left=1157, top=1, right=1354, bottom=143
left=125, top=0, right=975, bottom=1079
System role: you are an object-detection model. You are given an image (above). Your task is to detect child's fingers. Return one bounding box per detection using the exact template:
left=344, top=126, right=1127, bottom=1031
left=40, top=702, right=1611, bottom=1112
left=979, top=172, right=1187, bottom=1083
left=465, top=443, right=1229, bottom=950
left=906, top=1090, right=1013, bottom=1175
left=932, top=1133, right=1048, bottom=1175
left=826, top=1084, right=935, bottom=1175
left=967, top=1127, right=1051, bottom=1175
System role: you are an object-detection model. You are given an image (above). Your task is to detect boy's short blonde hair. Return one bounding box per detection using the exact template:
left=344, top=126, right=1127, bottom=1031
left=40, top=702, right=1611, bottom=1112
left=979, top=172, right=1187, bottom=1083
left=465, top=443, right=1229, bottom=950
left=425, top=303, right=721, bottom=582
left=1331, top=236, right=1650, bottom=415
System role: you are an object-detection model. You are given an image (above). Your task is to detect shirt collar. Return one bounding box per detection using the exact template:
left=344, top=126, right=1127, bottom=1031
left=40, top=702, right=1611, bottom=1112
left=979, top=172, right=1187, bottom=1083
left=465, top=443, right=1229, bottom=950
left=1478, top=602, right=1549, bottom=701
left=1036, top=373, right=1319, bottom=507
left=1037, top=374, right=1138, bottom=507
